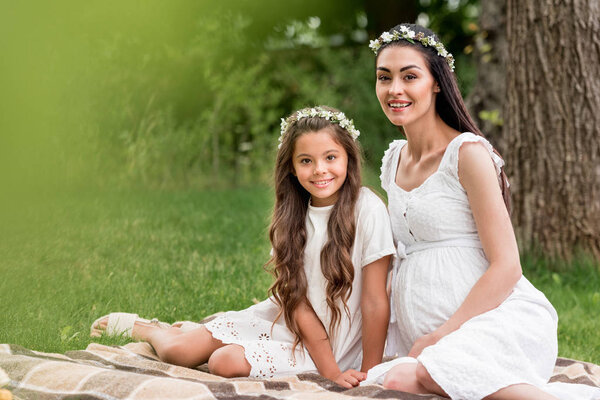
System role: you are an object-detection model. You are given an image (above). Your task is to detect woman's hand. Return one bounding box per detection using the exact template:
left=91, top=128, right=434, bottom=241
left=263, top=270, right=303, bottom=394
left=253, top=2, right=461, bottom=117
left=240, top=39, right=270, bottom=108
left=332, top=369, right=366, bottom=388
left=408, top=331, right=442, bottom=358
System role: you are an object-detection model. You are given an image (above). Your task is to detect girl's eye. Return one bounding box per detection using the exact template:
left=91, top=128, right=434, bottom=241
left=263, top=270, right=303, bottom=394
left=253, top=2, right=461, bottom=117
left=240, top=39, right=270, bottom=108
left=404, top=74, right=417, bottom=80
left=377, top=75, right=390, bottom=81
left=326, top=155, right=336, bottom=161
left=300, top=158, right=311, bottom=164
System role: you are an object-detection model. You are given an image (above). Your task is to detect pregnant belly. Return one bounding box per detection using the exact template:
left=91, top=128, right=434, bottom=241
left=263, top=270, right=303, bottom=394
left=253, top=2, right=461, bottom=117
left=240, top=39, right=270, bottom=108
left=392, top=248, right=488, bottom=340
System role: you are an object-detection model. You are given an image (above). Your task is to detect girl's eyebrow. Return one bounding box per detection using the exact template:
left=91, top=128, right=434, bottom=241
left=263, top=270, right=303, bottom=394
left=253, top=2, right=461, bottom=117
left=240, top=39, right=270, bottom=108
left=295, top=149, right=340, bottom=158
left=376, top=65, right=422, bottom=72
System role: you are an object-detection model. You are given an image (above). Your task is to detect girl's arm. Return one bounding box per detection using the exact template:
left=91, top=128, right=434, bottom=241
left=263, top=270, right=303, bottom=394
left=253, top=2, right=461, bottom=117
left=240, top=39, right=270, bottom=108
left=409, top=141, right=522, bottom=357
left=360, top=255, right=391, bottom=372
left=293, top=300, right=365, bottom=388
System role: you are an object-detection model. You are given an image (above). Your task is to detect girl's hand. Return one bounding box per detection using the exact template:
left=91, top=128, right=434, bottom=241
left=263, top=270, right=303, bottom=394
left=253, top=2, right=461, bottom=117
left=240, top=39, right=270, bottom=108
left=408, top=331, right=442, bottom=358
left=332, top=369, right=366, bottom=388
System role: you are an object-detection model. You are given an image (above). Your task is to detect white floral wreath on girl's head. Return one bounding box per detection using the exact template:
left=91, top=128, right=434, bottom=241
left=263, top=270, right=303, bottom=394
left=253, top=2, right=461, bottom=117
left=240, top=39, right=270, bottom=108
left=369, top=25, right=455, bottom=71
left=278, top=107, right=360, bottom=148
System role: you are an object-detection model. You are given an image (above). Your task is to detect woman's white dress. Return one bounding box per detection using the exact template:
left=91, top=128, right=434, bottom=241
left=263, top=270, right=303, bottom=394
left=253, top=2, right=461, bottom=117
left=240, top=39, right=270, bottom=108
left=204, top=187, right=396, bottom=378
left=374, top=132, right=600, bottom=399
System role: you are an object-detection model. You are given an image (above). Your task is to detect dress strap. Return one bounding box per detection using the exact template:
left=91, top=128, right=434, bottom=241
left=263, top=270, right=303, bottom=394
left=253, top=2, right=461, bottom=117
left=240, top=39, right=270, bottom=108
left=380, top=139, right=406, bottom=192
left=440, top=132, right=505, bottom=185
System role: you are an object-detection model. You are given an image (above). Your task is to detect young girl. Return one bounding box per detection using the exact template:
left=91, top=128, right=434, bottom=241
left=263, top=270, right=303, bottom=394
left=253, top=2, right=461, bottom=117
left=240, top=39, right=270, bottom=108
left=91, top=106, right=396, bottom=388
left=364, top=24, right=600, bottom=399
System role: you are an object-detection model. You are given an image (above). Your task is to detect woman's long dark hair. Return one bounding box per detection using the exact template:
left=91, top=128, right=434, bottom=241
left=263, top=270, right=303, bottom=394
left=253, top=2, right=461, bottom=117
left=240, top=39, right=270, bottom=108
left=267, top=106, right=362, bottom=352
left=377, top=24, right=511, bottom=213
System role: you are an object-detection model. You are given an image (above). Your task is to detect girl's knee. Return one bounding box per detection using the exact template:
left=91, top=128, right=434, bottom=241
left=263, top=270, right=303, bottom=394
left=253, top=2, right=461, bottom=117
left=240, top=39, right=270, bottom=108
left=208, top=345, right=251, bottom=378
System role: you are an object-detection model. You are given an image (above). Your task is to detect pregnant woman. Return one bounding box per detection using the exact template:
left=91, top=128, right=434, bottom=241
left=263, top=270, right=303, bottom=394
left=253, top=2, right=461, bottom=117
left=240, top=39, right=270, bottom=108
left=366, top=23, right=600, bottom=399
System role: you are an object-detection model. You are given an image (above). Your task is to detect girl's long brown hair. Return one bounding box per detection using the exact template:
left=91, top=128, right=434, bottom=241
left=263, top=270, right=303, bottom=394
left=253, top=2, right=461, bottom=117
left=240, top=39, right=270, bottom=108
left=267, top=106, right=362, bottom=351
left=377, top=24, right=511, bottom=213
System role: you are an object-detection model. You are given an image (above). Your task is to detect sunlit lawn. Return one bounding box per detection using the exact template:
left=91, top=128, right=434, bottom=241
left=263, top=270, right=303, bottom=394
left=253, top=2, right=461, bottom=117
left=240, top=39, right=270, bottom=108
left=1, top=184, right=599, bottom=364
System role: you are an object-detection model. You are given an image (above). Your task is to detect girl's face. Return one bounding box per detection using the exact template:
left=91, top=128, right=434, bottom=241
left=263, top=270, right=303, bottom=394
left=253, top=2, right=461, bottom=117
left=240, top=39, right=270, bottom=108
left=375, top=46, right=440, bottom=129
left=292, top=128, right=348, bottom=207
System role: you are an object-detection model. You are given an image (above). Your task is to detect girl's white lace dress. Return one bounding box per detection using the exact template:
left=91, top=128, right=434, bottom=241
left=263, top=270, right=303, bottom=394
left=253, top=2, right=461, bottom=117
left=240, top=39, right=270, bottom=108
left=375, top=132, right=600, bottom=399
left=204, top=187, right=396, bottom=379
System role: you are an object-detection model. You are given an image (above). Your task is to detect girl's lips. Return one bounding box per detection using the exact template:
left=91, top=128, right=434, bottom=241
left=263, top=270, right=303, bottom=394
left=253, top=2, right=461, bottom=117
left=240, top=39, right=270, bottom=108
left=311, top=178, right=333, bottom=188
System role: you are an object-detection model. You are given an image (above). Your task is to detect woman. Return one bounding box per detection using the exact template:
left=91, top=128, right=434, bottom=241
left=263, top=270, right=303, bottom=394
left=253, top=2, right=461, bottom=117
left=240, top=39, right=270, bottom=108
left=366, top=23, right=600, bottom=400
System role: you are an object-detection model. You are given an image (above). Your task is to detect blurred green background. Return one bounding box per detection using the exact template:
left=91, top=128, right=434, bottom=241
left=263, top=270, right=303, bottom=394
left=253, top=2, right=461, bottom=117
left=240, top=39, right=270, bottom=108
left=9, top=1, right=597, bottom=364
left=0, top=0, right=480, bottom=196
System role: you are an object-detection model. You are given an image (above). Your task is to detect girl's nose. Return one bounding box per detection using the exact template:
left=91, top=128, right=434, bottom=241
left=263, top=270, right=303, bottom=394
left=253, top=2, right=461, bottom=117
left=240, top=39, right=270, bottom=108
left=313, top=161, right=327, bottom=175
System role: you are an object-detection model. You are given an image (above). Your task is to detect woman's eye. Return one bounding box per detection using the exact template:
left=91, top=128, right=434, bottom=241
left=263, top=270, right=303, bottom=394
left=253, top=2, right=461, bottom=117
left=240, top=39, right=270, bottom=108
left=326, top=155, right=336, bottom=161
left=300, top=158, right=311, bottom=164
left=404, top=74, right=417, bottom=80
left=377, top=75, right=390, bottom=81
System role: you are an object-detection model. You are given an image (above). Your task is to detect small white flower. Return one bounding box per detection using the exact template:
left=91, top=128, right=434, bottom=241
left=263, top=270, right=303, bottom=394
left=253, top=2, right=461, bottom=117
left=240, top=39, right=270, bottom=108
left=369, top=39, right=381, bottom=52
left=399, top=25, right=409, bottom=34
left=381, top=32, right=394, bottom=42
left=406, top=30, right=415, bottom=39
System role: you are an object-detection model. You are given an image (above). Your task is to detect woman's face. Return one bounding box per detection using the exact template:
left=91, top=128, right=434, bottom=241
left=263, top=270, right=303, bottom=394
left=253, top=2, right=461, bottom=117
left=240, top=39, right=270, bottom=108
left=375, top=45, right=440, bottom=129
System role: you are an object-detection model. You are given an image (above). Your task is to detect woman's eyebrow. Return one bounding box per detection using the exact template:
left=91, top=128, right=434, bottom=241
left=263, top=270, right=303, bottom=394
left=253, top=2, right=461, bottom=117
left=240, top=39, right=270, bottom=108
left=376, top=65, right=422, bottom=72
left=400, top=65, right=421, bottom=72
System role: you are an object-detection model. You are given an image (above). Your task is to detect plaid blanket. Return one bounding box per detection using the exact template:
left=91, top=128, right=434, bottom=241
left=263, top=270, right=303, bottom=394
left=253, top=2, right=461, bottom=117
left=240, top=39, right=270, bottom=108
left=1, top=342, right=599, bottom=400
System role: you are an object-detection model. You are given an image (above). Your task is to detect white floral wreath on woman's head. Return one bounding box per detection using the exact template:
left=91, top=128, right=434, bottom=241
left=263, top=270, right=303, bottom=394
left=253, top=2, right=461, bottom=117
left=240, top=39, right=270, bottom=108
left=369, top=25, right=455, bottom=71
left=278, top=107, right=360, bottom=148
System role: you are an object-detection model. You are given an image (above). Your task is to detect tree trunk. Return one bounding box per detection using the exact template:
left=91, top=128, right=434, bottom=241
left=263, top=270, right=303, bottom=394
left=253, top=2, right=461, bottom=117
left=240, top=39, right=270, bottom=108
left=505, top=0, right=600, bottom=259
left=466, top=0, right=507, bottom=151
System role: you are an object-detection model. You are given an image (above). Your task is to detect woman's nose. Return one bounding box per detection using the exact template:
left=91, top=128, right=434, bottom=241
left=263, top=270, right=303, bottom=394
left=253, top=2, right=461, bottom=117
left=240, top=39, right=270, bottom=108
left=389, top=78, right=404, bottom=95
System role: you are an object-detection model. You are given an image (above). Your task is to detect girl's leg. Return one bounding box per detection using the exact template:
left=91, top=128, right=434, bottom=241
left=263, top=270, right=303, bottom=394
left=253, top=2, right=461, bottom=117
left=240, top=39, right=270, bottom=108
left=143, top=325, right=225, bottom=368
left=207, top=344, right=252, bottom=377
left=485, top=384, right=559, bottom=400
left=94, top=317, right=225, bottom=368
left=383, top=363, right=431, bottom=395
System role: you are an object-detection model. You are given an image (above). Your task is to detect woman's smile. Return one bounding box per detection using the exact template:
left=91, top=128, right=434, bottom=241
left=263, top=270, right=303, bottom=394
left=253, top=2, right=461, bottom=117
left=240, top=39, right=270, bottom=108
left=388, top=99, right=412, bottom=112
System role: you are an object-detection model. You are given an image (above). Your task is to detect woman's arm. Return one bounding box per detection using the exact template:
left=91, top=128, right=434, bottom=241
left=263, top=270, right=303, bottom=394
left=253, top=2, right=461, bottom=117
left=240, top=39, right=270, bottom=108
left=294, top=300, right=365, bottom=387
left=360, top=255, right=391, bottom=372
left=409, top=141, right=522, bottom=357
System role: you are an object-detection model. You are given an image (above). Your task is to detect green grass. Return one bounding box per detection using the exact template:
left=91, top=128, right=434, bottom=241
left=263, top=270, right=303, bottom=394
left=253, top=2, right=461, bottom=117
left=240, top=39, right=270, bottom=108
left=0, top=186, right=599, bottom=364
left=0, top=187, right=274, bottom=352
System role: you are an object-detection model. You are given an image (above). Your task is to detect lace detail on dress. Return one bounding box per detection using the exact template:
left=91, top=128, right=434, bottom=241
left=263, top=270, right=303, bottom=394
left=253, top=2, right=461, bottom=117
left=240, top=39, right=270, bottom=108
left=380, top=139, right=406, bottom=191
left=204, top=311, right=307, bottom=379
